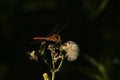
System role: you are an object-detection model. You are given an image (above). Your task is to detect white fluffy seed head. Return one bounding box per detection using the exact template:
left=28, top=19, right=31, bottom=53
left=61, top=41, right=80, bottom=61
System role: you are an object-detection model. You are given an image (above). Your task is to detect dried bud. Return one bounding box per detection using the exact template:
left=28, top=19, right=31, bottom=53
left=28, top=51, right=38, bottom=61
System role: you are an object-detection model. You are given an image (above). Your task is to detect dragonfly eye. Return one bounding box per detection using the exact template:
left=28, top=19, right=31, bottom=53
left=53, top=34, right=61, bottom=40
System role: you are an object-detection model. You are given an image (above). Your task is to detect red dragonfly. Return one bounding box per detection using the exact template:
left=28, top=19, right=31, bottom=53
left=33, top=34, right=61, bottom=42
left=33, top=22, right=70, bottom=42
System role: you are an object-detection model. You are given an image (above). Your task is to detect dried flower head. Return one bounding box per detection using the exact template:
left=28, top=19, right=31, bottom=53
left=28, top=50, right=38, bottom=61
left=48, top=44, right=62, bottom=62
left=61, top=41, right=79, bottom=61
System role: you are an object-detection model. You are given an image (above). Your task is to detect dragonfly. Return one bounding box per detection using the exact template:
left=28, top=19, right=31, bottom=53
left=33, top=34, right=61, bottom=42
left=33, top=22, right=70, bottom=42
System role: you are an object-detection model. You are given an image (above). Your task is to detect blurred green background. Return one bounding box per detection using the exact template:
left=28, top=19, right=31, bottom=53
left=0, top=0, right=120, bottom=80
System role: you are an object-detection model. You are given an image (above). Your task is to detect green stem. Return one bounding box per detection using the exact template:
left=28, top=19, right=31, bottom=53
left=51, top=71, right=55, bottom=80
left=52, top=59, right=55, bottom=69
left=51, top=59, right=56, bottom=80
left=51, top=52, right=55, bottom=80
left=56, top=56, right=64, bottom=72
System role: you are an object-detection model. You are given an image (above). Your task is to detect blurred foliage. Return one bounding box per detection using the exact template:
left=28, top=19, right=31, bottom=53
left=0, top=0, right=120, bottom=80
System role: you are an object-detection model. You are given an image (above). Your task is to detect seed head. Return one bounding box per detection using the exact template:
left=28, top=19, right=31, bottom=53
left=61, top=41, right=79, bottom=61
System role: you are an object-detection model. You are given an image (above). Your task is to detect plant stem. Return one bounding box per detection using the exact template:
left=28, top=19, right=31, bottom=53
left=51, top=53, right=55, bottom=80
left=51, top=71, right=55, bottom=80
left=56, top=56, right=64, bottom=72
left=52, top=59, right=55, bottom=69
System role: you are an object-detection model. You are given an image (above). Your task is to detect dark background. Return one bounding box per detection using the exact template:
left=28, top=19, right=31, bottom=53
left=0, top=0, right=120, bottom=80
